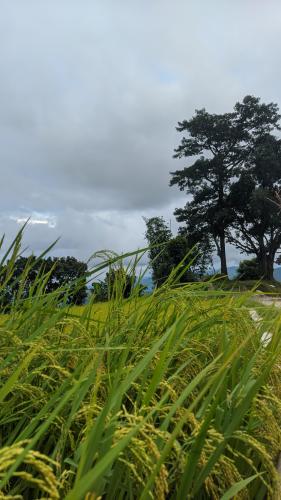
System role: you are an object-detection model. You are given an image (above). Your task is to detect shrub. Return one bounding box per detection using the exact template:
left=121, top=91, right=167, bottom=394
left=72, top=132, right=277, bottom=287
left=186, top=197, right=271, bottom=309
left=237, top=258, right=261, bottom=280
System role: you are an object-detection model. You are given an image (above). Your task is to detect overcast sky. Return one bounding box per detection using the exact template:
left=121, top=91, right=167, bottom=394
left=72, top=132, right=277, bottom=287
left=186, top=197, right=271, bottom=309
left=1, top=0, right=281, bottom=267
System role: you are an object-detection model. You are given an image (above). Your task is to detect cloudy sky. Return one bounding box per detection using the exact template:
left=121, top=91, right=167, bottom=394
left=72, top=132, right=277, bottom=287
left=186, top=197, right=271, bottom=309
left=1, top=0, right=281, bottom=267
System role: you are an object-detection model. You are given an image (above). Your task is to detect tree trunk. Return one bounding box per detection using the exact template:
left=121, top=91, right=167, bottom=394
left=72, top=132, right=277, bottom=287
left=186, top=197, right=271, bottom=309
left=258, top=239, right=267, bottom=279
left=265, top=255, right=274, bottom=281
left=219, top=231, right=228, bottom=275
left=259, top=253, right=274, bottom=280
left=217, top=169, right=228, bottom=276
left=258, top=236, right=274, bottom=280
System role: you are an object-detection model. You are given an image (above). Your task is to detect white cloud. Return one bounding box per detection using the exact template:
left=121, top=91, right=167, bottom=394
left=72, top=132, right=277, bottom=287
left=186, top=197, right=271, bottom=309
left=9, top=213, right=57, bottom=229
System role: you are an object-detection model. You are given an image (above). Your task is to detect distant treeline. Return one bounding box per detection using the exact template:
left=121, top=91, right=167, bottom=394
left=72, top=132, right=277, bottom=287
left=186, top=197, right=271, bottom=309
left=0, top=256, right=87, bottom=307
left=0, top=255, right=148, bottom=308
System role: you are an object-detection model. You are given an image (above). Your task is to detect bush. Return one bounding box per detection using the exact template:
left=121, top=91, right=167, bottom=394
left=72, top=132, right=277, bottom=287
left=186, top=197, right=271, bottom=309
left=92, top=268, right=136, bottom=301
left=237, top=258, right=261, bottom=280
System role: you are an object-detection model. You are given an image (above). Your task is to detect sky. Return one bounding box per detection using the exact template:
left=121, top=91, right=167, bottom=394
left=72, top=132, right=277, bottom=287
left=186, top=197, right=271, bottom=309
left=1, top=0, right=281, bottom=268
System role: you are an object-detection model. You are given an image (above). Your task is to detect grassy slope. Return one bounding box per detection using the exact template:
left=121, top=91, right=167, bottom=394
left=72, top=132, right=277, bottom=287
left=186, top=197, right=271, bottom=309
left=210, top=277, right=281, bottom=294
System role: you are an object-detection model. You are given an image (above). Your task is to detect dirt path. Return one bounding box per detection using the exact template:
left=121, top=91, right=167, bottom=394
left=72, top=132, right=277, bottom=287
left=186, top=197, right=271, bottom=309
left=248, top=308, right=272, bottom=346
left=252, top=295, right=281, bottom=308
left=249, top=298, right=281, bottom=482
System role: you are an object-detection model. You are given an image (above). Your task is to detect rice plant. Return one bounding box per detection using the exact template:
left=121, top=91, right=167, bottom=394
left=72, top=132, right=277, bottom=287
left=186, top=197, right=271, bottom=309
left=0, top=230, right=281, bottom=499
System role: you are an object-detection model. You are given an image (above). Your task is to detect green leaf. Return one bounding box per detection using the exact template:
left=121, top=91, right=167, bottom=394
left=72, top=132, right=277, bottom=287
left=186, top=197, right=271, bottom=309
left=221, top=474, right=260, bottom=500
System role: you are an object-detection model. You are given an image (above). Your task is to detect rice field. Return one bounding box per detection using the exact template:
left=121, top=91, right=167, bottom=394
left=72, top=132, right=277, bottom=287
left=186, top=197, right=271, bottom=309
left=1, top=235, right=281, bottom=498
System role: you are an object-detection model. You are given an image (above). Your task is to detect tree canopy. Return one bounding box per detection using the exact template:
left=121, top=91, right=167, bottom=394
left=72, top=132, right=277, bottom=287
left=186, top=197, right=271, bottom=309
left=144, top=216, right=212, bottom=286
left=170, top=95, right=281, bottom=278
left=229, top=134, right=281, bottom=279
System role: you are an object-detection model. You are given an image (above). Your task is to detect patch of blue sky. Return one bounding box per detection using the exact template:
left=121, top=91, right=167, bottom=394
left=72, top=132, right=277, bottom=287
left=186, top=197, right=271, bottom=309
left=156, top=67, right=178, bottom=85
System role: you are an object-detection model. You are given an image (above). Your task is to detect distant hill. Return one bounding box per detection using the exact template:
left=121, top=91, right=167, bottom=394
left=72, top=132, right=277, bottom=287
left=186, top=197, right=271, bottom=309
left=141, top=267, right=281, bottom=290
left=141, top=275, right=154, bottom=292
left=227, top=266, right=238, bottom=279
left=227, top=266, right=281, bottom=281
left=274, top=267, right=281, bottom=282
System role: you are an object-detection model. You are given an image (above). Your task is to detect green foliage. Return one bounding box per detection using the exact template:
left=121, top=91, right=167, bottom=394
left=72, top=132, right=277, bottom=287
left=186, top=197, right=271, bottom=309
left=171, top=95, right=281, bottom=276
left=229, top=134, right=281, bottom=280
left=107, top=268, right=136, bottom=299
left=92, top=268, right=137, bottom=301
left=0, top=254, right=87, bottom=308
left=1, top=230, right=281, bottom=498
left=144, top=216, right=210, bottom=286
left=144, top=216, right=173, bottom=286
left=236, top=258, right=261, bottom=280
left=92, top=279, right=109, bottom=301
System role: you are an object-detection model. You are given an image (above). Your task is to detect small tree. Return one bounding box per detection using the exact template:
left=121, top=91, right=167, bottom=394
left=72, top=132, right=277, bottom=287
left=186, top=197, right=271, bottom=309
left=144, top=216, right=211, bottom=286
left=106, top=268, right=136, bottom=299
left=92, top=268, right=136, bottom=301
left=236, top=258, right=261, bottom=281
left=92, top=280, right=109, bottom=302
left=144, top=216, right=172, bottom=286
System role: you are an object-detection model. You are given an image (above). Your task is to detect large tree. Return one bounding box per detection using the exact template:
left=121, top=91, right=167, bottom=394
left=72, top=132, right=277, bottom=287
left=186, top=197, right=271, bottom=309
left=229, top=134, right=281, bottom=280
left=170, top=96, right=280, bottom=274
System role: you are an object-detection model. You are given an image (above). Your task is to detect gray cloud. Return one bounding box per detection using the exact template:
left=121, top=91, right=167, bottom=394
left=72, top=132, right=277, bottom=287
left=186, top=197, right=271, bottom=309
left=0, top=0, right=281, bottom=261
